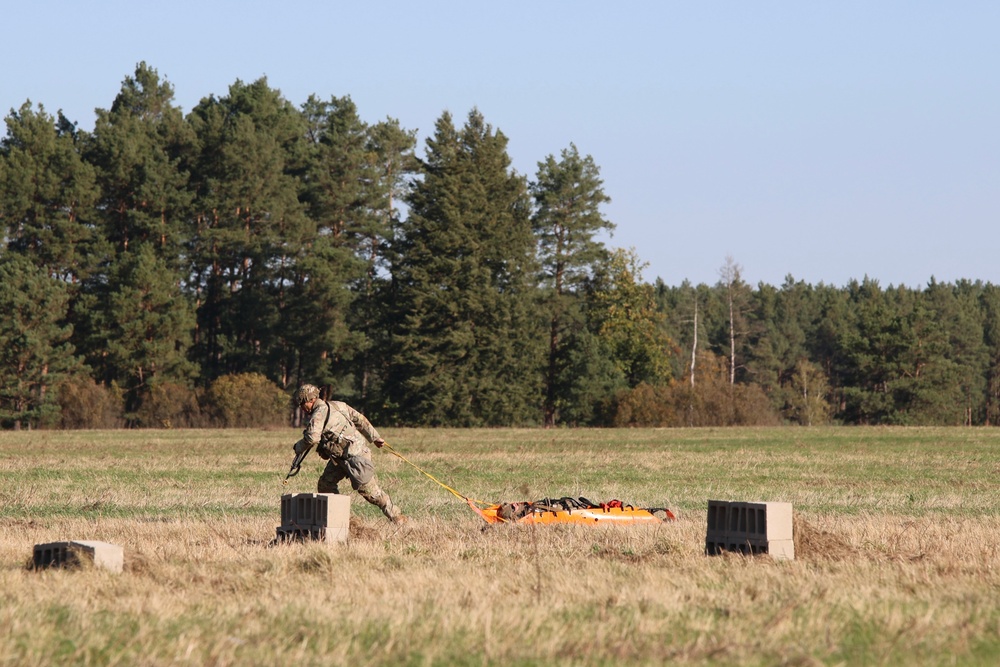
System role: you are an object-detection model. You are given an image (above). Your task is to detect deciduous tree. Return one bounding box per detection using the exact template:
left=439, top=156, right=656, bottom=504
left=587, top=248, right=673, bottom=388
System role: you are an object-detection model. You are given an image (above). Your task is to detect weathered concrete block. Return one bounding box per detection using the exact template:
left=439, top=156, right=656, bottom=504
left=705, top=539, right=726, bottom=556
left=706, top=500, right=794, bottom=561
left=765, top=539, right=795, bottom=561
left=284, top=493, right=321, bottom=527
left=278, top=493, right=350, bottom=543
left=748, top=501, right=793, bottom=541
left=706, top=500, right=730, bottom=542
left=33, top=540, right=124, bottom=573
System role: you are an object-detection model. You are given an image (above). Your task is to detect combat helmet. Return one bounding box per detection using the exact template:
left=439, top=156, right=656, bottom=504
left=295, top=383, right=321, bottom=406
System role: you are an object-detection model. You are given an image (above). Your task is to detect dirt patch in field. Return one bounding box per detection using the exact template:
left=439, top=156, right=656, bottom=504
left=793, top=513, right=857, bottom=561
left=349, top=517, right=383, bottom=541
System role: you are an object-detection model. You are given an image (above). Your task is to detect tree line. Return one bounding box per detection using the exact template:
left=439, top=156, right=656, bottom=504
left=2, top=63, right=998, bottom=429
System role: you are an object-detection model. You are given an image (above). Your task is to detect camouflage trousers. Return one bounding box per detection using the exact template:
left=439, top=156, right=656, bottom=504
left=317, top=455, right=402, bottom=522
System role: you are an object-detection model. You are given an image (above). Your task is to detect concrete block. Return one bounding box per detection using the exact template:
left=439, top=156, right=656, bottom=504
left=759, top=502, right=793, bottom=541
left=705, top=500, right=794, bottom=561
left=766, top=539, right=795, bottom=561
left=33, top=540, right=124, bottom=573
left=278, top=493, right=349, bottom=543
left=276, top=526, right=324, bottom=543
left=729, top=502, right=744, bottom=538
left=281, top=493, right=324, bottom=527
left=706, top=500, right=730, bottom=542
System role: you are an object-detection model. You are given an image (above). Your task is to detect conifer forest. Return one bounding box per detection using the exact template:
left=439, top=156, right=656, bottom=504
left=3, top=64, right=1000, bottom=429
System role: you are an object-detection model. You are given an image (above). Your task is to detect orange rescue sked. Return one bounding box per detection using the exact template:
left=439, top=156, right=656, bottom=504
left=469, top=497, right=676, bottom=525
left=377, top=443, right=677, bottom=527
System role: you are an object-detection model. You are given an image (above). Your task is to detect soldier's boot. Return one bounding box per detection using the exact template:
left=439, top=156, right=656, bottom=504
left=385, top=500, right=406, bottom=524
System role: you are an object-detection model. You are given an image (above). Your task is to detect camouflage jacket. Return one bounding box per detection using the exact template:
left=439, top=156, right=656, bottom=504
left=302, top=399, right=381, bottom=460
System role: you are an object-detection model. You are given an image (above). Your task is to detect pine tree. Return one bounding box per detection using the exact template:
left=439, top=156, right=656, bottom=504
left=273, top=94, right=374, bottom=393
left=285, top=97, right=417, bottom=409
left=84, top=62, right=195, bottom=261
left=950, top=280, right=989, bottom=425
left=808, top=282, right=850, bottom=412
left=656, top=279, right=720, bottom=388
left=356, top=117, right=417, bottom=412
left=745, top=282, right=784, bottom=402
left=838, top=279, right=914, bottom=424
left=82, top=245, right=197, bottom=422
left=0, top=253, right=81, bottom=428
left=531, top=143, right=614, bottom=426
left=980, top=284, right=1000, bottom=425
left=746, top=276, right=820, bottom=422
left=0, top=102, right=100, bottom=282
left=186, top=78, right=310, bottom=382
left=68, top=64, right=199, bottom=419
left=908, top=279, right=988, bottom=425
left=389, top=109, right=542, bottom=425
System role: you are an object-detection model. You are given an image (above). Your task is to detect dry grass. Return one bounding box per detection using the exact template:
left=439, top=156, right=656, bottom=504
left=1, top=427, right=999, bottom=666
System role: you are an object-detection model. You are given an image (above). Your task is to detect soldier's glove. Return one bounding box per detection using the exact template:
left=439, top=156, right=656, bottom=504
left=373, top=438, right=385, bottom=449
left=293, top=439, right=309, bottom=455
left=316, top=442, right=332, bottom=460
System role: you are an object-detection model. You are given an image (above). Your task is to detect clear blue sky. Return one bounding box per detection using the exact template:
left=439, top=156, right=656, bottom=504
left=4, top=1, right=998, bottom=288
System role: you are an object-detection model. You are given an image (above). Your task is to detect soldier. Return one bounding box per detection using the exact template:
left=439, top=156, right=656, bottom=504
left=292, top=384, right=405, bottom=523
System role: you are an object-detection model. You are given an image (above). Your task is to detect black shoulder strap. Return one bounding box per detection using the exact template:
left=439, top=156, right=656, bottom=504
left=322, top=401, right=333, bottom=431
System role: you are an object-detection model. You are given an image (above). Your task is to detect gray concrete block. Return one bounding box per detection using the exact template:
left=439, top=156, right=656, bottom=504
left=756, top=502, right=793, bottom=541
left=278, top=493, right=349, bottom=542
left=706, top=500, right=795, bottom=561
left=33, top=540, right=124, bottom=573
left=766, top=539, right=795, bottom=561
left=706, top=500, right=730, bottom=542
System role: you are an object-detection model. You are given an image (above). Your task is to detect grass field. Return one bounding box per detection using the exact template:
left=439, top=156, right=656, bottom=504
left=1, top=427, right=998, bottom=666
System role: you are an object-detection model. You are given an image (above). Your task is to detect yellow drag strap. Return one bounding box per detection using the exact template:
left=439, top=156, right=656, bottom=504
left=381, top=442, right=493, bottom=509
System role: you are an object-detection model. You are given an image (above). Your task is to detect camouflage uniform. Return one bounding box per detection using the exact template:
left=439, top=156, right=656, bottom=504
left=294, top=393, right=403, bottom=523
